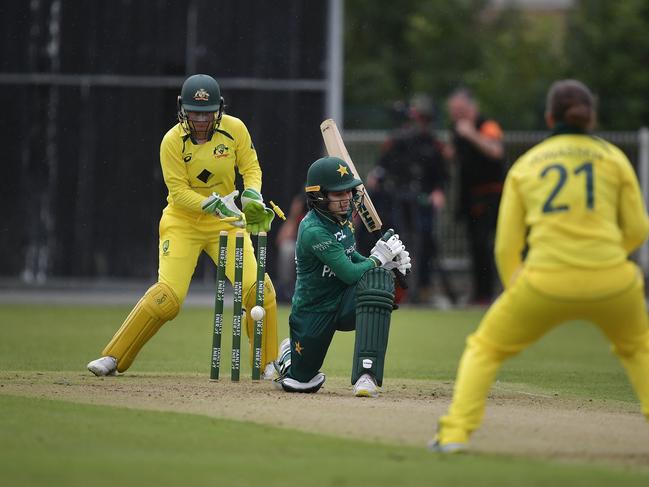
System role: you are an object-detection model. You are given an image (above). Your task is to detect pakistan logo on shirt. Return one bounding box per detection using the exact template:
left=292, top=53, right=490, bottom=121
left=214, top=144, right=229, bottom=158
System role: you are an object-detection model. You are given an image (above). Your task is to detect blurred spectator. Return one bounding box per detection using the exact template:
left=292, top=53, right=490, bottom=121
left=275, top=194, right=307, bottom=302
left=447, top=88, right=506, bottom=305
left=368, top=93, right=457, bottom=305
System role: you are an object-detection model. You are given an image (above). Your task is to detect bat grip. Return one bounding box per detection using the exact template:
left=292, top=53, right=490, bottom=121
left=373, top=230, right=409, bottom=290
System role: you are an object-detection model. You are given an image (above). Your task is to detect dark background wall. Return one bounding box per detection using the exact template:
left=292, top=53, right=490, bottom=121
left=0, top=0, right=329, bottom=280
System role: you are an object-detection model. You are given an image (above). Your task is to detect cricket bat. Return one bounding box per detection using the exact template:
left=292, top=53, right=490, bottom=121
left=320, top=119, right=382, bottom=233
left=320, top=118, right=408, bottom=289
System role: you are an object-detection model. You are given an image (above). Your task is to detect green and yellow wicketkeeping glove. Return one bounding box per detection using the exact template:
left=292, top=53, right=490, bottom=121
left=201, top=190, right=246, bottom=228
left=241, top=188, right=275, bottom=234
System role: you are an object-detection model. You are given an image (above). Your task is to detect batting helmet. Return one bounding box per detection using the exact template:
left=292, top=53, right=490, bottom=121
left=305, top=156, right=363, bottom=219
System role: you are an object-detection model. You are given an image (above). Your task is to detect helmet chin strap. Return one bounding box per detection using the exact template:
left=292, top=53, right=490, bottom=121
left=214, top=97, right=225, bottom=126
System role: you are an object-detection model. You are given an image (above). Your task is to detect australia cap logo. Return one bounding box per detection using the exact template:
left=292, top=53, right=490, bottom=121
left=194, top=88, right=210, bottom=101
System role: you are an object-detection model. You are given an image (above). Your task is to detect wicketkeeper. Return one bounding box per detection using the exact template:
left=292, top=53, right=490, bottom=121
left=273, top=156, right=411, bottom=397
left=87, top=74, right=278, bottom=378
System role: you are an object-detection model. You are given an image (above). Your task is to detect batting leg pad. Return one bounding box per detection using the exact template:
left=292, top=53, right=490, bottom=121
left=243, top=273, right=278, bottom=365
left=103, top=282, right=180, bottom=372
left=351, top=267, right=395, bottom=386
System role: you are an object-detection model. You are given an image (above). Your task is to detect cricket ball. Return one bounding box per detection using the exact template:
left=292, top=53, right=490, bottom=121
left=250, top=305, right=265, bottom=321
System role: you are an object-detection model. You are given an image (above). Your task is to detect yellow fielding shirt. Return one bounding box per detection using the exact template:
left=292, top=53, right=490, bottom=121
left=496, top=128, right=649, bottom=288
left=159, top=114, right=262, bottom=215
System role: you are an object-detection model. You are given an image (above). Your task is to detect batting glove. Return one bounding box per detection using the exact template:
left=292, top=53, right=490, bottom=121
left=241, top=188, right=275, bottom=234
left=369, top=233, right=405, bottom=267
left=202, top=190, right=245, bottom=228
left=384, top=249, right=411, bottom=276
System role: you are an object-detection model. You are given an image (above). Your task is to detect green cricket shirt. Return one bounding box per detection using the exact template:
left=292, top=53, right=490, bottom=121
left=291, top=210, right=376, bottom=313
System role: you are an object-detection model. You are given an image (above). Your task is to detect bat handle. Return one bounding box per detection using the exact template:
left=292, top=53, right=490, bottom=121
left=394, top=268, right=409, bottom=290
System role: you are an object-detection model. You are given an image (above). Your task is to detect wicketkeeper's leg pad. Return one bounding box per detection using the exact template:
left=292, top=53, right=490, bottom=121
left=103, top=282, right=179, bottom=372
left=243, top=273, right=278, bottom=366
left=351, top=267, right=395, bottom=386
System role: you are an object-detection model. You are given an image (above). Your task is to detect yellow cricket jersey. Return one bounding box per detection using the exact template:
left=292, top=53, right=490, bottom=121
left=159, top=114, right=262, bottom=215
left=495, top=127, right=649, bottom=288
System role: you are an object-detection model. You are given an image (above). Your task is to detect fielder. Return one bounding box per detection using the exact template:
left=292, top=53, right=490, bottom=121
left=431, top=80, right=649, bottom=453
left=273, top=156, right=411, bottom=397
left=87, top=74, right=278, bottom=378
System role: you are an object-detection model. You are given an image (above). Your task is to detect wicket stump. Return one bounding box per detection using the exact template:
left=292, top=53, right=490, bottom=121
left=252, top=231, right=266, bottom=380
left=210, top=231, right=229, bottom=381
left=210, top=230, right=267, bottom=381
left=231, top=231, right=244, bottom=381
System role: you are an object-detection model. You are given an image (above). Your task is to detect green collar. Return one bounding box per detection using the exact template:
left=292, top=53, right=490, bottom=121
left=551, top=122, right=588, bottom=136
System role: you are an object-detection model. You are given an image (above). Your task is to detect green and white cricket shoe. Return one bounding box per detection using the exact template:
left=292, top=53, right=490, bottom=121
left=278, top=337, right=291, bottom=357
left=87, top=356, right=118, bottom=376
left=353, top=373, right=378, bottom=398
left=277, top=372, right=326, bottom=393
left=272, top=337, right=292, bottom=378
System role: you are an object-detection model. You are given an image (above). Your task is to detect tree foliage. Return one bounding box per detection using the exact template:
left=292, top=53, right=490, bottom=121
left=345, top=0, right=649, bottom=130
left=564, top=0, right=649, bottom=129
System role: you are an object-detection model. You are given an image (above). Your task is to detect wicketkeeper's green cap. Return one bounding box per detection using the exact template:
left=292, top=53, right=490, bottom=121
left=179, top=74, right=222, bottom=112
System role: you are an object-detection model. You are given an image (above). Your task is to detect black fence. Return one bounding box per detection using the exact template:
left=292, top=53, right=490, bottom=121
left=0, top=0, right=329, bottom=281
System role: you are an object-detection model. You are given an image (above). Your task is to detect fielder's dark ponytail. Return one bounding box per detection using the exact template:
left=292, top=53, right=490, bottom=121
left=546, top=79, right=595, bottom=131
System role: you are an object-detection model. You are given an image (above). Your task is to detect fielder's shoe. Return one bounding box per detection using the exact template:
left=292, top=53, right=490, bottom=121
left=277, top=372, right=325, bottom=393
left=87, top=356, right=118, bottom=376
left=353, top=373, right=379, bottom=398
left=427, top=439, right=466, bottom=454
left=261, top=362, right=278, bottom=380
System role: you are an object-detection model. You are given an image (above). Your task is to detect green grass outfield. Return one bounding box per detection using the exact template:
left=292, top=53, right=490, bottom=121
left=1, top=303, right=647, bottom=486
